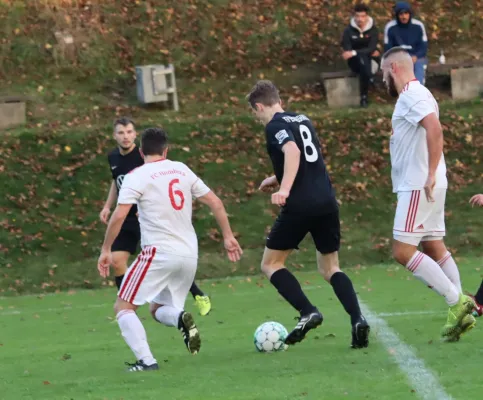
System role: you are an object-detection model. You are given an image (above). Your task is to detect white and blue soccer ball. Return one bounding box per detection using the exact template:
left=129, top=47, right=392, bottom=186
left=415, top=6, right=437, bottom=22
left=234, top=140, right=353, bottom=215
left=254, top=321, right=289, bottom=352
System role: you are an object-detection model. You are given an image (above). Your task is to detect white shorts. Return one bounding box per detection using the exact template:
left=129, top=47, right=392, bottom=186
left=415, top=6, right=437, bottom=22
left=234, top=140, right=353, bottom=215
left=118, top=246, right=197, bottom=308
left=393, top=189, right=446, bottom=246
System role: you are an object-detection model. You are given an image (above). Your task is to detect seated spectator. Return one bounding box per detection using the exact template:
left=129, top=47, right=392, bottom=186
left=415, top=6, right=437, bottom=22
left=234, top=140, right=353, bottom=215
left=384, top=1, right=428, bottom=84
left=341, top=3, right=380, bottom=108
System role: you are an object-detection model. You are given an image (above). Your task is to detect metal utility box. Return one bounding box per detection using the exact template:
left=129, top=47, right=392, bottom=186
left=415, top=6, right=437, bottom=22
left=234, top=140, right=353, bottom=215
left=136, top=64, right=179, bottom=111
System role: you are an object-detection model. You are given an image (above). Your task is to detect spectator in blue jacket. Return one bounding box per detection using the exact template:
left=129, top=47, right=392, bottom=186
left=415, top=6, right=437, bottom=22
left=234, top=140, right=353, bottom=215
left=384, top=2, right=428, bottom=84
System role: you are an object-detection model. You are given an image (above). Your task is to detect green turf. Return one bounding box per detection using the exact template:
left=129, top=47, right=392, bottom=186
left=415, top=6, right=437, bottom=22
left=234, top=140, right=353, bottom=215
left=1, top=259, right=481, bottom=399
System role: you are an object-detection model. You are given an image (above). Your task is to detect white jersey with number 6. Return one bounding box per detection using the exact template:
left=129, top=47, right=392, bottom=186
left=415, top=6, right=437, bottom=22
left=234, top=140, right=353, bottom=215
left=390, top=79, right=448, bottom=193
left=117, top=159, right=210, bottom=258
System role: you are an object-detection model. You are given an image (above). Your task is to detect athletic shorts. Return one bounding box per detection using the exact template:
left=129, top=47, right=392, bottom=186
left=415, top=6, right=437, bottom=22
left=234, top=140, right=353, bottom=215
left=266, top=210, right=340, bottom=254
left=393, top=189, right=446, bottom=246
left=111, top=221, right=140, bottom=255
left=118, top=246, right=197, bottom=307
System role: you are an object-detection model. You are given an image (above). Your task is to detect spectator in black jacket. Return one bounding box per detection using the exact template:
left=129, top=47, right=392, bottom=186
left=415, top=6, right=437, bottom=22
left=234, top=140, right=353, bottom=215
left=341, top=3, right=380, bottom=107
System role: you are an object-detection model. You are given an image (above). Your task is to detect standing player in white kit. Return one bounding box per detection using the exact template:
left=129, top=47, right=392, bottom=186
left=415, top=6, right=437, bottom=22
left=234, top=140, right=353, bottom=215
left=98, top=127, right=242, bottom=371
left=381, top=47, right=476, bottom=342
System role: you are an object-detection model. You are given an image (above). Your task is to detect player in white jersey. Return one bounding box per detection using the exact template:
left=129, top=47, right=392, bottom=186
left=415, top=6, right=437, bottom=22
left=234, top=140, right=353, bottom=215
left=381, top=47, right=476, bottom=341
left=98, top=128, right=242, bottom=372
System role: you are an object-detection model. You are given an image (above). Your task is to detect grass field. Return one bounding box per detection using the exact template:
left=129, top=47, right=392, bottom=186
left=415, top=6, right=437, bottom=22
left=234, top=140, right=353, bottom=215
left=1, top=258, right=481, bottom=400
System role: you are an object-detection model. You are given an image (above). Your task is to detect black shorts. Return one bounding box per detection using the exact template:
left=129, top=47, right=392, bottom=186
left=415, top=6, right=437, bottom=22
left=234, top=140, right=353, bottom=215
left=266, top=210, right=340, bottom=254
left=111, top=222, right=140, bottom=255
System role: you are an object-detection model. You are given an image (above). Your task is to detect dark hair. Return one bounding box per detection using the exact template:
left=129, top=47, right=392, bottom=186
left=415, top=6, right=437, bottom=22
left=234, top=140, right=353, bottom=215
left=354, top=3, right=369, bottom=13
left=382, top=46, right=410, bottom=60
left=141, top=127, right=168, bottom=156
left=246, top=80, right=281, bottom=109
left=113, top=117, right=135, bottom=129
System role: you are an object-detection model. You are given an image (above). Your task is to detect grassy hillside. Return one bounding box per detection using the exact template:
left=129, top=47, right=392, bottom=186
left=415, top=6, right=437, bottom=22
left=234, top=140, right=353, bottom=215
left=1, top=87, right=482, bottom=294
left=1, top=0, right=483, bottom=85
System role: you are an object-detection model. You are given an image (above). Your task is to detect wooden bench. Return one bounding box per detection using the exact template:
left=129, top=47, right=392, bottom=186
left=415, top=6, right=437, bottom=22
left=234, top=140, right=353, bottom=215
left=0, top=95, right=28, bottom=130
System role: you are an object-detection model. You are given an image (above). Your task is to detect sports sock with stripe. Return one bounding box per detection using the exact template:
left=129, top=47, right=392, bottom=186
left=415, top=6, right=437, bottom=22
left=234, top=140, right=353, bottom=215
left=407, top=251, right=459, bottom=306
left=437, top=252, right=462, bottom=293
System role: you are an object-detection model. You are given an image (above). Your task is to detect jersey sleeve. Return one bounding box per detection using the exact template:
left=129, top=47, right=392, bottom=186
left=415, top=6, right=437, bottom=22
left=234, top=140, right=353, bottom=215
left=191, top=177, right=211, bottom=198
left=117, top=172, right=144, bottom=205
left=404, top=99, right=434, bottom=126
left=266, top=121, right=295, bottom=151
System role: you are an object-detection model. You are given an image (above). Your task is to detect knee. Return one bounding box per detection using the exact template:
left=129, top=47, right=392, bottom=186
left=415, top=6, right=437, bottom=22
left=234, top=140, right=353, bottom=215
left=392, top=245, right=411, bottom=266
left=261, top=260, right=282, bottom=278
left=318, top=264, right=341, bottom=282
left=150, top=303, right=161, bottom=320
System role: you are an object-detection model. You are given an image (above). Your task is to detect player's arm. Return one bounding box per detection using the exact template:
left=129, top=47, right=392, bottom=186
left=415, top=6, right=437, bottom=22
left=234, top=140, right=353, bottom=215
left=197, top=191, right=242, bottom=262
left=101, top=204, right=132, bottom=252
left=98, top=174, right=142, bottom=277
left=100, top=181, right=118, bottom=224
left=420, top=112, right=443, bottom=201
left=272, top=142, right=300, bottom=206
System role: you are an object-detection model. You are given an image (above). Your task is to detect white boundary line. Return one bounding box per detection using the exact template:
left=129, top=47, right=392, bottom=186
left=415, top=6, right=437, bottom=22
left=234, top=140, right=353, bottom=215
left=360, top=301, right=453, bottom=400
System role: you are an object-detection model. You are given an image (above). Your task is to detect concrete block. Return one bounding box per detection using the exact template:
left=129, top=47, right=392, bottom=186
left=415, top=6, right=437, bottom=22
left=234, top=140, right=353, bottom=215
left=0, top=100, right=26, bottom=130
left=451, top=67, right=483, bottom=100
left=323, top=77, right=360, bottom=108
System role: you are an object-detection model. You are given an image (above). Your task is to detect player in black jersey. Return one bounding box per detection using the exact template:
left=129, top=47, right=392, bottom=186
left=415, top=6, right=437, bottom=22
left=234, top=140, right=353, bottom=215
left=100, top=118, right=212, bottom=316
left=247, top=81, right=369, bottom=348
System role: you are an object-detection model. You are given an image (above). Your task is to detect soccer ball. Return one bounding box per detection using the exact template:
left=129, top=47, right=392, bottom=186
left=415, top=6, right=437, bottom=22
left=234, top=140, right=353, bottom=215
left=253, top=321, right=289, bottom=352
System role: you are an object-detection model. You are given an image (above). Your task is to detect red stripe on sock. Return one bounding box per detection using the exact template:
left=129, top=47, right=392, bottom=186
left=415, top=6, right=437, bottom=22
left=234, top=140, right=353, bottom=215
left=438, top=253, right=451, bottom=267
left=410, top=253, right=425, bottom=272
left=408, top=252, right=424, bottom=272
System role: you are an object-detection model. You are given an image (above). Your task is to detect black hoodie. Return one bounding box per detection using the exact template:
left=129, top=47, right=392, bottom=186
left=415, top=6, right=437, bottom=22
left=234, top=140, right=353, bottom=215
left=341, top=16, right=379, bottom=56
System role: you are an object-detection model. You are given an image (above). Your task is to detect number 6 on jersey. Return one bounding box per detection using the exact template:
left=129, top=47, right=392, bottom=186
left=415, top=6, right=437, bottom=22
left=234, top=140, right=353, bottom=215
left=169, top=178, right=185, bottom=210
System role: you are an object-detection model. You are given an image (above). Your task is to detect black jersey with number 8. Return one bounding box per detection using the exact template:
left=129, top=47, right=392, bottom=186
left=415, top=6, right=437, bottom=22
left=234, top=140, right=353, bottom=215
left=265, top=112, right=338, bottom=215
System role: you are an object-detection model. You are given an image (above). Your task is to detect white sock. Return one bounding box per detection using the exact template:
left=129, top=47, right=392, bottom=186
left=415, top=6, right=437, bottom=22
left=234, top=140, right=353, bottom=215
left=437, top=252, right=462, bottom=293
left=155, top=305, right=183, bottom=327
left=406, top=251, right=460, bottom=306
left=116, top=310, right=157, bottom=366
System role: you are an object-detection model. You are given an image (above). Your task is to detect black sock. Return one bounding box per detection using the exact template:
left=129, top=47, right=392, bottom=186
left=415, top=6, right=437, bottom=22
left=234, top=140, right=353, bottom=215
left=330, top=272, right=362, bottom=325
left=115, top=275, right=124, bottom=290
left=475, top=280, right=483, bottom=305
left=270, top=268, right=316, bottom=316
left=190, top=282, right=204, bottom=299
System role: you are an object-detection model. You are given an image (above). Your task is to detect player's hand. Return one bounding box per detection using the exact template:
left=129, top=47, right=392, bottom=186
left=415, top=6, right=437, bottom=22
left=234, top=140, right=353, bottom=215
left=271, top=189, right=289, bottom=206
left=97, top=250, right=112, bottom=278
left=342, top=51, right=355, bottom=60
left=469, top=194, right=483, bottom=207
left=224, top=236, right=243, bottom=262
left=99, top=207, right=111, bottom=224
left=259, top=176, right=278, bottom=192
left=424, top=175, right=436, bottom=202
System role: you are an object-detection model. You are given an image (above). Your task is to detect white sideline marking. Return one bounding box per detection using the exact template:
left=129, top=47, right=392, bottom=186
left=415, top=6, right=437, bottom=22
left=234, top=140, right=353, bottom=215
left=376, top=310, right=440, bottom=317
left=360, top=301, right=453, bottom=400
